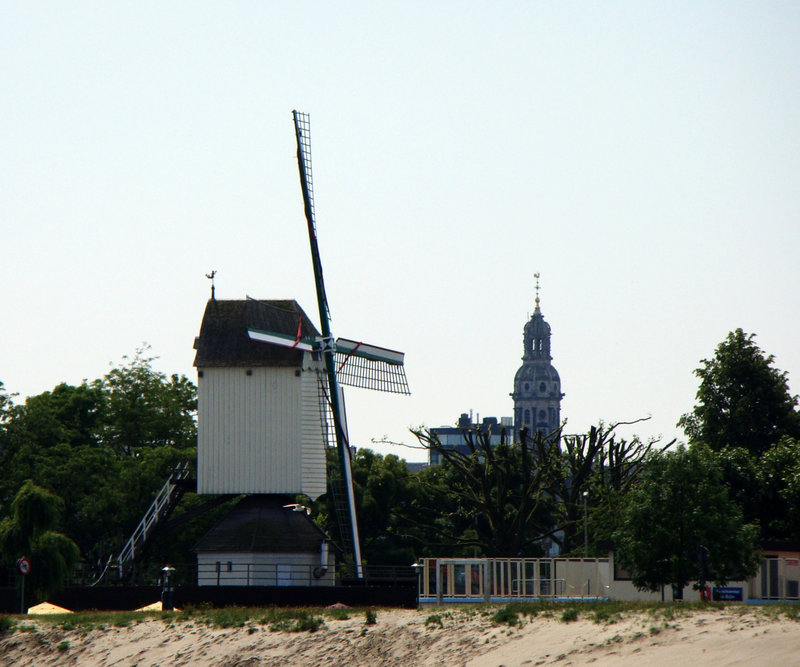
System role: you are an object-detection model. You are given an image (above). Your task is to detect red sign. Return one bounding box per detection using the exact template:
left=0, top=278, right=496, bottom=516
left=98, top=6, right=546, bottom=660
left=16, top=557, right=31, bottom=576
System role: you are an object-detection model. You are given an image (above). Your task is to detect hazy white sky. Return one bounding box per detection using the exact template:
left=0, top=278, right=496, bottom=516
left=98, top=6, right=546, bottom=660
left=3, top=2, right=799, bottom=462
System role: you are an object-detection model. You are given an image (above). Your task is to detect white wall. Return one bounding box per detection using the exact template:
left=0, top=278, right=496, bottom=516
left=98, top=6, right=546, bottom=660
left=197, top=357, right=326, bottom=498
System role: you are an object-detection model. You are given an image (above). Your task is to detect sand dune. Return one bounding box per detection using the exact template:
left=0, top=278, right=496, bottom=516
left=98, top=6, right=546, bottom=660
left=3, top=605, right=800, bottom=666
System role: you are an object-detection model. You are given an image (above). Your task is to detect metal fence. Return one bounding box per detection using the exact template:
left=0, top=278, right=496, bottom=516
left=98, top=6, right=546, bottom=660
left=418, top=557, right=611, bottom=601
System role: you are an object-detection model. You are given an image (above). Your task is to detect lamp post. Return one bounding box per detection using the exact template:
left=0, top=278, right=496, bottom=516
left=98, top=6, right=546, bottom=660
left=160, top=565, right=176, bottom=611
left=582, top=490, right=588, bottom=557
left=411, top=562, right=424, bottom=607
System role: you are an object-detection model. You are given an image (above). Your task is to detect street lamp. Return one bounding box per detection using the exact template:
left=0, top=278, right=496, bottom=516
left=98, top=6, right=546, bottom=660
left=161, top=565, right=176, bottom=611
left=582, top=491, right=588, bottom=557
left=411, top=562, right=424, bottom=607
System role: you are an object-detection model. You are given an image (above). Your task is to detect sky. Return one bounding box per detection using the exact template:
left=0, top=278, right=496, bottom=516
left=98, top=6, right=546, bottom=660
left=2, top=2, right=799, bottom=462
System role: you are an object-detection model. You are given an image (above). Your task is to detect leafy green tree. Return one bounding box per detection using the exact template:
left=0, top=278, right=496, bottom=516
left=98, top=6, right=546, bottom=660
left=753, top=437, right=800, bottom=540
left=0, top=349, right=198, bottom=567
left=614, top=444, right=759, bottom=596
left=0, top=481, right=79, bottom=599
left=679, top=329, right=800, bottom=455
left=313, top=447, right=422, bottom=565
left=94, top=346, right=197, bottom=455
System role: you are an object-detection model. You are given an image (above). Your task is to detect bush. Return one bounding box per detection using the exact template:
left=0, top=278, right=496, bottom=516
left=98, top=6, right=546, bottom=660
left=425, top=614, right=444, bottom=628
left=365, top=609, right=377, bottom=625
left=0, top=616, right=14, bottom=635
left=490, top=606, right=520, bottom=627
left=561, top=608, right=579, bottom=623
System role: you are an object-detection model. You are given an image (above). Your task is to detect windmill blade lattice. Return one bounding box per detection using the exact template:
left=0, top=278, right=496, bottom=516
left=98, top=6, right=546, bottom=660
left=315, top=370, right=356, bottom=557
left=335, top=351, right=410, bottom=394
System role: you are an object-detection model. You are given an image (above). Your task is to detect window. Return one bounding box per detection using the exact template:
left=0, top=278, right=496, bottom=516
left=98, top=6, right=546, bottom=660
left=539, top=382, right=546, bottom=393
left=524, top=409, right=531, bottom=424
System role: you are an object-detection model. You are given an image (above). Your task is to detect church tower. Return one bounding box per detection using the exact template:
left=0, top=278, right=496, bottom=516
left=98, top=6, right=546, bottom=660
left=512, top=274, right=563, bottom=437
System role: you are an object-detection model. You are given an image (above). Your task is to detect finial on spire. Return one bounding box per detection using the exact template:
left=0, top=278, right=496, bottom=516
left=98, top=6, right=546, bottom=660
left=534, top=272, right=541, bottom=310
left=205, top=270, right=217, bottom=300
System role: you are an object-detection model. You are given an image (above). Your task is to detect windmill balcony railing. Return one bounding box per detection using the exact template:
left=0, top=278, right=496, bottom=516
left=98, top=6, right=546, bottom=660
left=196, top=562, right=417, bottom=588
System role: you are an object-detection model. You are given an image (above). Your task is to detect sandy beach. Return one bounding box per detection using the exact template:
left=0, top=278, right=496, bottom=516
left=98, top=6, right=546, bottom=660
left=3, top=605, right=800, bottom=666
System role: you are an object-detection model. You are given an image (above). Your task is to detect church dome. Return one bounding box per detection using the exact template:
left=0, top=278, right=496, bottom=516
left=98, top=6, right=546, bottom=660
left=514, top=363, right=561, bottom=385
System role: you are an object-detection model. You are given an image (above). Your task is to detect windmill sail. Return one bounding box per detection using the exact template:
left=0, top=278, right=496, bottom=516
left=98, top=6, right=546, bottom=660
left=293, top=110, right=364, bottom=578
left=335, top=339, right=410, bottom=394
left=244, top=113, right=410, bottom=579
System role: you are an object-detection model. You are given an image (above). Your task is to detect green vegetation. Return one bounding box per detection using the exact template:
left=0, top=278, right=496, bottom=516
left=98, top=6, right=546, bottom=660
left=0, top=327, right=797, bottom=598
left=364, top=608, right=377, bottom=625
left=679, top=329, right=800, bottom=456
left=0, top=481, right=80, bottom=598
left=0, top=616, right=15, bottom=634
left=560, top=607, right=578, bottom=622
left=424, top=613, right=444, bottom=628
left=490, top=606, right=521, bottom=627
left=614, top=443, right=760, bottom=596
left=268, top=611, right=324, bottom=633
left=0, top=350, right=228, bottom=596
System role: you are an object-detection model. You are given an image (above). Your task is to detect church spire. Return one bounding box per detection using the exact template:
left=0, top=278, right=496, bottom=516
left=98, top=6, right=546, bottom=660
left=512, top=272, right=563, bottom=437
left=524, top=273, right=551, bottom=361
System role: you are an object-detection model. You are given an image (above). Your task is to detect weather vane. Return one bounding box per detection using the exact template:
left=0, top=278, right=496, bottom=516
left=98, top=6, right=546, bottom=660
left=534, top=272, right=541, bottom=308
left=205, top=270, right=217, bottom=300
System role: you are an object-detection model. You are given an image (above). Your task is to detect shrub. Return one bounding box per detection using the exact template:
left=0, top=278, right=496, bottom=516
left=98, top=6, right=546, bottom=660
left=0, top=616, right=14, bottom=635
left=425, top=614, right=444, bottom=628
left=490, top=606, right=520, bottom=627
left=561, top=608, right=579, bottom=623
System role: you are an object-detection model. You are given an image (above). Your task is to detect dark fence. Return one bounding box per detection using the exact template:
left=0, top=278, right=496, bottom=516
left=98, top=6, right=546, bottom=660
left=0, top=582, right=416, bottom=613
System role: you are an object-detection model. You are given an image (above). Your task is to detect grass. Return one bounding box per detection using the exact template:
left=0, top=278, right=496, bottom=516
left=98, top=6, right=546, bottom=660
left=560, top=607, right=579, bottom=623
left=425, top=614, right=444, bottom=628
left=0, top=616, right=15, bottom=634
left=9, top=600, right=800, bottom=640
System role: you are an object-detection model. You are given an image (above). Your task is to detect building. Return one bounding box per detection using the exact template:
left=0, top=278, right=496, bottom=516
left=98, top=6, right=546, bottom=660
left=511, top=279, right=563, bottom=436
left=191, top=297, right=336, bottom=586
left=195, top=495, right=337, bottom=587
left=428, top=413, right=513, bottom=466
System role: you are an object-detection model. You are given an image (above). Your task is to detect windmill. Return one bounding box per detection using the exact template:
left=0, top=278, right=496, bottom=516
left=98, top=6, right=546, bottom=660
left=244, top=111, right=410, bottom=577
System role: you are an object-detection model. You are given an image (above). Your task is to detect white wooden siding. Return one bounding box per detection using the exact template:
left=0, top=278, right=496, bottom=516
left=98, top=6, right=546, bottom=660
left=197, top=357, right=326, bottom=497
left=301, top=367, right=328, bottom=497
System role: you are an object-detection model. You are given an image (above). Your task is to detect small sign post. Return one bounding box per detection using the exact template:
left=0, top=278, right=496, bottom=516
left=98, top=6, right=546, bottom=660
left=16, top=557, right=31, bottom=614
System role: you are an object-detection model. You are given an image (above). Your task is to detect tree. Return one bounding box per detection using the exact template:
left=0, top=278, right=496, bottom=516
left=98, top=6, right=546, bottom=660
left=553, top=420, right=673, bottom=554
left=679, top=329, right=800, bottom=455
left=94, top=346, right=197, bottom=456
left=0, top=349, right=198, bottom=566
left=402, top=419, right=669, bottom=557
left=0, top=481, right=79, bottom=599
left=614, top=444, right=759, bottom=596
left=313, top=448, right=422, bottom=565
left=407, top=425, right=561, bottom=557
